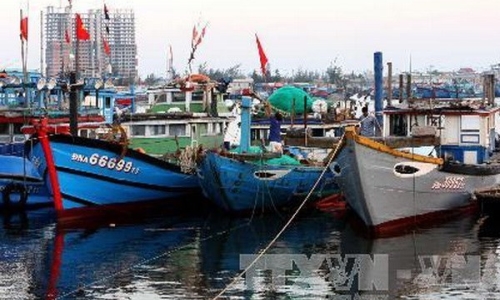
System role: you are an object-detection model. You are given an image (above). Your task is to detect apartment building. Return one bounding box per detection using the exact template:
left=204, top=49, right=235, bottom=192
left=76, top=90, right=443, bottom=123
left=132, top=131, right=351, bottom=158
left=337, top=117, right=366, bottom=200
left=44, top=6, right=137, bottom=84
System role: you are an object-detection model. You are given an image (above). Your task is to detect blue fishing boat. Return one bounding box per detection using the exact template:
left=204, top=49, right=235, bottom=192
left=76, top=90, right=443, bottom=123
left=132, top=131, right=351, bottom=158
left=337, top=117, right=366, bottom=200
left=0, top=69, right=117, bottom=213
left=0, top=155, right=52, bottom=210
left=26, top=118, right=201, bottom=223
left=196, top=96, right=337, bottom=213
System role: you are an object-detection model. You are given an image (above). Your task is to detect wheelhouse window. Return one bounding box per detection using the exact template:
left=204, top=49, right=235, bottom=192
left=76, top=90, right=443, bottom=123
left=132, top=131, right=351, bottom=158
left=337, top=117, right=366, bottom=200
left=151, top=125, right=166, bottom=135
left=131, top=125, right=146, bottom=136
left=105, top=96, right=111, bottom=108
left=172, top=92, right=186, bottom=102
left=192, top=91, right=204, bottom=101
left=389, top=114, right=407, bottom=136
left=13, top=124, right=23, bottom=135
left=169, top=124, right=186, bottom=136
left=0, top=123, right=9, bottom=135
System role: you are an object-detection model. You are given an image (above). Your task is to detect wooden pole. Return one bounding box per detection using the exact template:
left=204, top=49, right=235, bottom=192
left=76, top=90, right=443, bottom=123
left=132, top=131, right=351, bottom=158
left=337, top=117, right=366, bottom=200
left=304, top=95, right=308, bottom=147
left=69, top=71, right=78, bottom=136
left=399, top=74, right=404, bottom=103
left=387, top=62, right=392, bottom=107
left=406, top=73, right=412, bottom=103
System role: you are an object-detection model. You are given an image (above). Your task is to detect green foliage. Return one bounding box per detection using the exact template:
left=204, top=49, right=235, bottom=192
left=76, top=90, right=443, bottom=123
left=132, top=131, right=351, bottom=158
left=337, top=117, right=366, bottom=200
left=197, top=63, right=245, bottom=79
left=140, top=59, right=354, bottom=86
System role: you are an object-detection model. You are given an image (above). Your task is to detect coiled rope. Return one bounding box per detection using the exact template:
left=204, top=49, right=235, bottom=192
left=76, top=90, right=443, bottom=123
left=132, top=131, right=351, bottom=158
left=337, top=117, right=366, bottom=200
left=179, top=146, right=197, bottom=174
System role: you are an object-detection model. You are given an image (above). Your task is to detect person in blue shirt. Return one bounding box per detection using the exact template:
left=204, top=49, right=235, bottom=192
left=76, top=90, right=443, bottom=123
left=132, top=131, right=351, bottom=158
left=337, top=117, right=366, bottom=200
left=359, top=106, right=376, bottom=136
left=264, top=101, right=283, bottom=153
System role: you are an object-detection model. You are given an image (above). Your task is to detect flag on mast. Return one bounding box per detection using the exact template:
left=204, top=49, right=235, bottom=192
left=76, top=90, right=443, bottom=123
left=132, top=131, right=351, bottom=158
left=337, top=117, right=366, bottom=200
left=102, top=36, right=111, bottom=56
left=194, top=25, right=207, bottom=47
left=104, top=4, right=110, bottom=20
left=75, top=13, right=90, bottom=40
left=20, top=12, right=28, bottom=41
left=255, top=34, right=268, bottom=77
left=188, top=21, right=208, bottom=66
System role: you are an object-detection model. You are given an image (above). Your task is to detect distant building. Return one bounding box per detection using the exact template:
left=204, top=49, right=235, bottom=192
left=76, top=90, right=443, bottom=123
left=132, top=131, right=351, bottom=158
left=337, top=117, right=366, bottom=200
left=43, top=6, right=137, bottom=84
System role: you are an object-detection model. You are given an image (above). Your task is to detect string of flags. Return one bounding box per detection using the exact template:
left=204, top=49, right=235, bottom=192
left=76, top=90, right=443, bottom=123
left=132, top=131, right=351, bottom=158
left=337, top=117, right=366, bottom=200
left=188, top=21, right=208, bottom=67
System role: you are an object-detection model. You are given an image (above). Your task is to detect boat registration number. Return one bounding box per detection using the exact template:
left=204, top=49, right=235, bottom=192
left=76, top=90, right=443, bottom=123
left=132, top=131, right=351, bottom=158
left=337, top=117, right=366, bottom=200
left=71, top=153, right=140, bottom=174
left=431, top=176, right=465, bottom=190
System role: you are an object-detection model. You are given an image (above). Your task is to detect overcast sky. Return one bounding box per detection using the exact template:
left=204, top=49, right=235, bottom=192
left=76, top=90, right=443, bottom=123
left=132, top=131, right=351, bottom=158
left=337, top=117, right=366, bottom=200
left=3, top=0, right=500, bottom=78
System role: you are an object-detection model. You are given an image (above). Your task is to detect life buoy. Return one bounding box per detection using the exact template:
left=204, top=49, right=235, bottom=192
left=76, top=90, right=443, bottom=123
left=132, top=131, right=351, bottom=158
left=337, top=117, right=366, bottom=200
left=2, top=183, right=28, bottom=209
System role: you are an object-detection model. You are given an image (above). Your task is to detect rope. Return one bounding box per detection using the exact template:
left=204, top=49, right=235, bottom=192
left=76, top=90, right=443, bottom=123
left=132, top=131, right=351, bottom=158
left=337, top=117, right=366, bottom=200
left=211, top=132, right=346, bottom=299
left=179, top=145, right=196, bottom=174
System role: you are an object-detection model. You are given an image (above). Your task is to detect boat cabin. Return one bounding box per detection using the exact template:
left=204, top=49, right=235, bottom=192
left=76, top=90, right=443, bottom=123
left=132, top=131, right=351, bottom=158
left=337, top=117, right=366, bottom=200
left=383, top=99, right=500, bottom=164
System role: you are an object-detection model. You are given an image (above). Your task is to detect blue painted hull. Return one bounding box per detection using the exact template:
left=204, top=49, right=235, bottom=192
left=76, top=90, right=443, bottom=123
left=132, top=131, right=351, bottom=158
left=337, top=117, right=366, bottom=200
left=196, top=151, right=338, bottom=212
left=27, top=134, right=200, bottom=215
left=0, top=155, right=52, bottom=210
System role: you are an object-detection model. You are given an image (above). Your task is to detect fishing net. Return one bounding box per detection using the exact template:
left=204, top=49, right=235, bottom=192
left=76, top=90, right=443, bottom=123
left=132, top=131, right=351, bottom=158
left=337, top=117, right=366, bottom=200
left=230, top=146, right=301, bottom=165
left=268, top=86, right=314, bottom=114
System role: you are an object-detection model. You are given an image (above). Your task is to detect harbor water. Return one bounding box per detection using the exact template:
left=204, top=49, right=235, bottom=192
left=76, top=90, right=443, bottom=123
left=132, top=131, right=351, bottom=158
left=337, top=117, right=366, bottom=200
left=0, top=198, right=499, bottom=299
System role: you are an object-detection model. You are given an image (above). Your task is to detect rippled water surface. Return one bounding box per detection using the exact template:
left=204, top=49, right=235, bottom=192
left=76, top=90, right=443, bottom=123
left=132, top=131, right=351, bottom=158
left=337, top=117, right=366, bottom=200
left=0, top=204, right=499, bottom=299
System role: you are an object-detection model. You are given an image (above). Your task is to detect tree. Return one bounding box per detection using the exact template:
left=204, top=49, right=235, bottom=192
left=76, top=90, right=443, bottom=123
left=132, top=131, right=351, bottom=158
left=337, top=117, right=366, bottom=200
left=325, top=60, right=343, bottom=85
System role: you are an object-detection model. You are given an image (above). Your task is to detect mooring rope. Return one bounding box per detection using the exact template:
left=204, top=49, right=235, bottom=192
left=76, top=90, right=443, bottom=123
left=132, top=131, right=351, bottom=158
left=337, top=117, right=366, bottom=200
left=211, top=132, right=346, bottom=299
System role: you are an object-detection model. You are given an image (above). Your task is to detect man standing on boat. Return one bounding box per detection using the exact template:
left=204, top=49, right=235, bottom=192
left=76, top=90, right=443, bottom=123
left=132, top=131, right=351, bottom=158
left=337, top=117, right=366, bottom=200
left=359, top=106, right=377, bottom=136
left=264, top=101, right=283, bottom=153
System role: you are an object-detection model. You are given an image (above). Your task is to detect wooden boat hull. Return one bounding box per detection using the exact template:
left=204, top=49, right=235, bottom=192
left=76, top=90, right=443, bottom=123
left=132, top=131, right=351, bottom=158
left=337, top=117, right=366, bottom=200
left=197, top=151, right=338, bottom=213
left=0, top=155, right=52, bottom=210
left=26, top=134, right=200, bottom=219
left=330, top=128, right=496, bottom=233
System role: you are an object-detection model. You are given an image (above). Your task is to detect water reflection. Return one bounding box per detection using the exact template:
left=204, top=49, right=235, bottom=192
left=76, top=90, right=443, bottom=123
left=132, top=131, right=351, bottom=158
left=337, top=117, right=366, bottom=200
left=2, top=206, right=500, bottom=299
left=0, top=209, right=56, bottom=299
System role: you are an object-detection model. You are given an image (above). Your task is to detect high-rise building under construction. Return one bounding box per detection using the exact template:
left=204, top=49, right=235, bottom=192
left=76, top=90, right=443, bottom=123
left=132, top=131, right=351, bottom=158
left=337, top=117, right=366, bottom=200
left=43, top=6, right=137, bottom=84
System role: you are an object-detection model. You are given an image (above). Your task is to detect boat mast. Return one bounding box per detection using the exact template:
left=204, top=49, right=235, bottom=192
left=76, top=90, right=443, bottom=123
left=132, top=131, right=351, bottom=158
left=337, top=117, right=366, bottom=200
left=69, top=1, right=78, bottom=136
left=374, top=51, right=383, bottom=135
left=20, top=7, right=30, bottom=109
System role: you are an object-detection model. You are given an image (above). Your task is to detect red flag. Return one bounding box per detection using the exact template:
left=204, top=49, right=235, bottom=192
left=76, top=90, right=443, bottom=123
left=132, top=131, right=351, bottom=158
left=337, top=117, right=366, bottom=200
left=20, top=16, right=28, bottom=41
left=64, top=28, right=70, bottom=43
left=75, top=13, right=90, bottom=41
left=255, top=34, right=268, bottom=77
left=102, top=36, right=111, bottom=55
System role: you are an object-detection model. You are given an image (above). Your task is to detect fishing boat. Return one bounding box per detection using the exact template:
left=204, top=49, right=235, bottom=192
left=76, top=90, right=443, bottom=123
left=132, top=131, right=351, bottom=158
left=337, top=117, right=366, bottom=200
left=119, top=76, right=235, bottom=160
left=26, top=115, right=201, bottom=223
left=0, top=155, right=52, bottom=210
left=329, top=52, right=500, bottom=235
left=0, top=71, right=118, bottom=211
left=196, top=96, right=338, bottom=213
